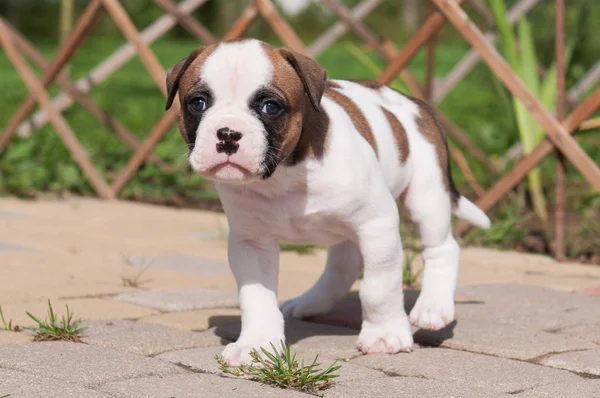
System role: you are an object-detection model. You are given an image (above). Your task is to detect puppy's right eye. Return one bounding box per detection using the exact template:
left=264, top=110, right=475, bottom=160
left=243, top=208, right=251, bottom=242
left=188, top=97, right=207, bottom=113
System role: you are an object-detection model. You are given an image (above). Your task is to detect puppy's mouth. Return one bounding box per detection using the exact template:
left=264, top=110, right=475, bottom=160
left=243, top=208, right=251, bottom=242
left=205, top=161, right=253, bottom=182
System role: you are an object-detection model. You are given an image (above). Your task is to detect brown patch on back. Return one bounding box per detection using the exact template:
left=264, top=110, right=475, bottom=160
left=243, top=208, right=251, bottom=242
left=261, top=43, right=329, bottom=164
left=380, top=106, right=409, bottom=163
left=409, top=96, right=460, bottom=203
left=350, top=79, right=384, bottom=90
left=325, top=88, right=379, bottom=157
left=327, top=80, right=342, bottom=89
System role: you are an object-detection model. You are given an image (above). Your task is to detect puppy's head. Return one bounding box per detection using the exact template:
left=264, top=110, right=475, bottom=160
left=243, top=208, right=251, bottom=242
left=165, top=39, right=327, bottom=183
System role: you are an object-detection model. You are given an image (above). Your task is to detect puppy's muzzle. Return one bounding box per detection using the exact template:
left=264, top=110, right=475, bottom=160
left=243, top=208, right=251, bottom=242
left=216, top=127, right=243, bottom=156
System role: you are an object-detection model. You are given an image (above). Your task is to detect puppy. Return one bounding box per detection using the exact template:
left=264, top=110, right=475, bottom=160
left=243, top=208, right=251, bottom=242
left=165, top=39, right=490, bottom=365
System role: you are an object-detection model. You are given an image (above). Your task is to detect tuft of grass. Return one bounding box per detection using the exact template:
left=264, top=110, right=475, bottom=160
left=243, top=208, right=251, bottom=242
left=403, top=253, right=422, bottom=288
left=0, top=305, right=21, bottom=332
left=121, top=255, right=151, bottom=288
left=215, top=341, right=341, bottom=393
left=279, top=242, right=319, bottom=255
left=26, top=300, right=87, bottom=342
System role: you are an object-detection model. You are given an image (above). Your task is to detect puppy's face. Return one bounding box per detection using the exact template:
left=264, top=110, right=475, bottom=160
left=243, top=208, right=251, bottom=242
left=165, top=40, right=327, bottom=183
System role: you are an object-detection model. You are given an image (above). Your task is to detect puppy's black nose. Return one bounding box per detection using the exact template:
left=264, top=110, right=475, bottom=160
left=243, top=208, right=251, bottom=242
left=216, top=127, right=242, bottom=155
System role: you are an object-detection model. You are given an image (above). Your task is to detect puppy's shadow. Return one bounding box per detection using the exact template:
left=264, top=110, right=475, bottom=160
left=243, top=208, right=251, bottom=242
left=209, top=288, right=457, bottom=346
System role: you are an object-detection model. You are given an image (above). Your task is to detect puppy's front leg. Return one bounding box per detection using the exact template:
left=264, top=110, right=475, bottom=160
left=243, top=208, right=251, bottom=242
left=221, top=234, right=284, bottom=366
left=355, top=203, right=414, bottom=355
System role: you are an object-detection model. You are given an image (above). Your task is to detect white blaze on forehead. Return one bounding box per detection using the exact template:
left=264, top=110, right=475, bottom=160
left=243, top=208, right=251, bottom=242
left=201, top=40, right=274, bottom=105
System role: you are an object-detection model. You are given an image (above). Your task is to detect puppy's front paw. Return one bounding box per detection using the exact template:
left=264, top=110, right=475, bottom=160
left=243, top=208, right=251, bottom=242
left=409, top=295, right=454, bottom=330
left=356, top=318, right=413, bottom=355
left=221, top=336, right=285, bottom=366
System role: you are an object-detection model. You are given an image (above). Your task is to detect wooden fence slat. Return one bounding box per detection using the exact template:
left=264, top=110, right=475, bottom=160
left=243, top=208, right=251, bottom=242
left=254, top=0, right=307, bottom=55
left=309, top=0, right=382, bottom=57
left=153, top=0, right=216, bottom=44
left=3, top=18, right=172, bottom=173
left=15, top=0, right=208, bottom=137
left=554, top=0, right=567, bottom=260
left=222, top=3, right=259, bottom=41
left=0, top=0, right=104, bottom=151
left=101, top=0, right=167, bottom=96
left=454, top=85, right=600, bottom=236
left=0, top=19, right=114, bottom=199
left=433, top=0, right=540, bottom=103
left=434, top=0, right=600, bottom=194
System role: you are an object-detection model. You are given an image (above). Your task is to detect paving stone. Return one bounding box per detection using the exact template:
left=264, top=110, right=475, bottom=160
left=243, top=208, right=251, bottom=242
left=216, top=319, right=360, bottom=360
left=327, top=362, right=502, bottom=398
left=113, top=288, right=238, bottom=312
left=0, top=241, right=34, bottom=252
left=84, top=320, right=227, bottom=356
left=456, top=284, right=600, bottom=329
left=0, top=330, right=31, bottom=344
left=0, top=368, right=108, bottom=397
left=99, top=373, right=306, bottom=397
left=352, top=347, right=580, bottom=394
left=0, top=210, right=28, bottom=219
left=521, top=380, right=600, bottom=397
left=156, top=346, right=226, bottom=374
left=414, top=318, right=595, bottom=361
left=539, top=349, right=600, bottom=376
left=3, top=298, right=158, bottom=326
left=139, top=307, right=241, bottom=331
left=127, top=254, right=229, bottom=276
left=0, top=342, right=182, bottom=388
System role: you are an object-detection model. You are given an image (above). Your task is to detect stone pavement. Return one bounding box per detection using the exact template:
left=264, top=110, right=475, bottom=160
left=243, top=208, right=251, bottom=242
left=1, top=197, right=600, bottom=397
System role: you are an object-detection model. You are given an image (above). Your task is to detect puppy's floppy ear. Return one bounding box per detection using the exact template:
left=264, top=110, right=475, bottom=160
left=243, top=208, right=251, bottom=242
left=279, top=48, right=327, bottom=112
left=165, top=47, right=205, bottom=110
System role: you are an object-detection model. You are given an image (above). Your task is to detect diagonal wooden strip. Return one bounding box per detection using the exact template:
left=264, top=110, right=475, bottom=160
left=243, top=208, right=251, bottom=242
left=223, top=3, right=259, bottom=41
left=110, top=108, right=179, bottom=194
left=454, top=85, right=600, bottom=236
left=376, top=6, right=450, bottom=84
left=153, top=0, right=216, bottom=44
left=254, top=0, right=307, bottom=55
left=0, top=20, right=114, bottom=199
left=0, top=0, right=104, bottom=151
left=433, top=0, right=600, bottom=193
left=101, top=0, right=167, bottom=96
left=16, top=0, right=208, bottom=138
left=433, top=0, right=540, bottom=103
left=309, top=0, right=382, bottom=57
left=3, top=18, right=172, bottom=173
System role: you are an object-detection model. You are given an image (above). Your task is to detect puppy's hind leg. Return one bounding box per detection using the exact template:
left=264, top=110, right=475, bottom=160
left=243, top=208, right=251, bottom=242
left=404, top=181, right=460, bottom=331
left=281, top=241, right=363, bottom=319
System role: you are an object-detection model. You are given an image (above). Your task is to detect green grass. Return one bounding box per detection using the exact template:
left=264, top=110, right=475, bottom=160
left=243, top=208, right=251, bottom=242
left=215, top=340, right=340, bottom=393
left=402, top=253, right=422, bottom=288
left=0, top=305, right=21, bottom=332
left=26, top=300, right=87, bottom=342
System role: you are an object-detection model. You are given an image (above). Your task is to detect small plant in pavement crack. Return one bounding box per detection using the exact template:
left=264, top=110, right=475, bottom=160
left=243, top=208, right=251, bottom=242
left=0, top=305, right=21, bottom=332
left=215, top=340, right=341, bottom=393
left=26, top=300, right=87, bottom=342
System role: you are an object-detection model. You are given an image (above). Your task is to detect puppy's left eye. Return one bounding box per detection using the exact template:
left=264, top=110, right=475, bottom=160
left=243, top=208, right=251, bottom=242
left=261, top=101, right=282, bottom=116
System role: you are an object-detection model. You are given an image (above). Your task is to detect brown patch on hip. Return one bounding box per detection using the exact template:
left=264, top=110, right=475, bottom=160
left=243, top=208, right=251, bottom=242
left=409, top=96, right=460, bottom=204
left=325, top=88, right=378, bottom=157
left=380, top=106, right=410, bottom=164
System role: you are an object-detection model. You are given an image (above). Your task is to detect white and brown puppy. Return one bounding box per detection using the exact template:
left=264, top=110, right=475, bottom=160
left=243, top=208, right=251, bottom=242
left=165, top=39, right=490, bottom=365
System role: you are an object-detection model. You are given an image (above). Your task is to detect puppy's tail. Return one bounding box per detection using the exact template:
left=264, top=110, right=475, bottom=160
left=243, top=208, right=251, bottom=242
left=452, top=196, right=491, bottom=229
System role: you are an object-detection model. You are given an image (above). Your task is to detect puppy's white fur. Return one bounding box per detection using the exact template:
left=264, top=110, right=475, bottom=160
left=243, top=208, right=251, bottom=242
left=181, top=41, right=490, bottom=365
